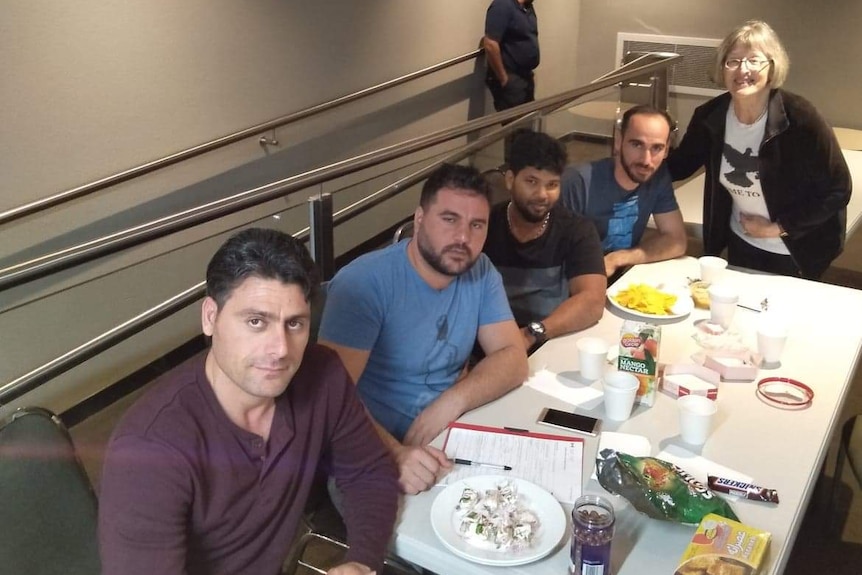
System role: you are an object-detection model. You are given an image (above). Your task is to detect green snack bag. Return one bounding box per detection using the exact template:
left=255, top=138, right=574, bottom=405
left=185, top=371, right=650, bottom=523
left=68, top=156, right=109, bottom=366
left=596, top=449, right=738, bottom=524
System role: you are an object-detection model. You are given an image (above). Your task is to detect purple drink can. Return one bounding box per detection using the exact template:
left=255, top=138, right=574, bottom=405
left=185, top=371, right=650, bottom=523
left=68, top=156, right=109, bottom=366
left=570, top=495, right=614, bottom=575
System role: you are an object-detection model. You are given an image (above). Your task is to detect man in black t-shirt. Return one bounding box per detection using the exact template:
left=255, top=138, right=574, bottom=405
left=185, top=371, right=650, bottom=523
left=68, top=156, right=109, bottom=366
left=483, top=130, right=607, bottom=351
left=483, top=0, right=540, bottom=111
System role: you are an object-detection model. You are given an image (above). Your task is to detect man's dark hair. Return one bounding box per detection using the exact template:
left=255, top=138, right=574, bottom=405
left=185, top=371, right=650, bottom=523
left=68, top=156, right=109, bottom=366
left=619, top=105, right=676, bottom=138
left=206, top=228, right=319, bottom=308
left=419, top=163, right=490, bottom=208
left=507, top=129, right=567, bottom=176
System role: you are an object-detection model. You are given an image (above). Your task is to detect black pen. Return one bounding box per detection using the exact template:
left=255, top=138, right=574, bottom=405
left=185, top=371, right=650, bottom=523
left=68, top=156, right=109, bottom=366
left=452, top=458, right=512, bottom=471
left=504, top=426, right=530, bottom=433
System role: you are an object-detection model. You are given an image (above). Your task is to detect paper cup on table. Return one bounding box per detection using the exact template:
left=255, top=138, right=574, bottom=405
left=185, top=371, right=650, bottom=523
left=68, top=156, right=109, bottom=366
left=577, top=337, right=609, bottom=381
left=677, top=395, right=718, bottom=445
left=757, top=316, right=789, bottom=367
left=602, top=371, right=639, bottom=421
left=699, top=256, right=728, bottom=284
left=708, top=283, right=739, bottom=329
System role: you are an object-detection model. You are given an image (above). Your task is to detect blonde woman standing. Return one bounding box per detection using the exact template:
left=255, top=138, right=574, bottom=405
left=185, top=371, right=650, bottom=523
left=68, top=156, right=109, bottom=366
left=668, top=20, right=851, bottom=279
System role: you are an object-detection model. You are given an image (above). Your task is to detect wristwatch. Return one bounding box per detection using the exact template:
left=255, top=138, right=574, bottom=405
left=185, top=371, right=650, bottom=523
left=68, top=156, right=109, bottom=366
left=526, top=321, right=548, bottom=343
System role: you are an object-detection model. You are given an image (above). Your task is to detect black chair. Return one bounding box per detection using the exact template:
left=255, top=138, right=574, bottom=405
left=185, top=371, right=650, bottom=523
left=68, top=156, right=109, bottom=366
left=282, top=481, right=420, bottom=575
left=481, top=167, right=510, bottom=206
left=392, top=220, right=414, bottom=244
left=0, top=407, right=101, bottom=575
left=283, top=530, right=421, bottom=575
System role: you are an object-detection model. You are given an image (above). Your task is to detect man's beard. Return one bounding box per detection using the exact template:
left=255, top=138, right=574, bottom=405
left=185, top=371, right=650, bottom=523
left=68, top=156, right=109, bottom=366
left=620, top=154, right=656, bottom=185
left=512, top=196, right=550, bottom=224
left=416, top=232, right=477, bottom=277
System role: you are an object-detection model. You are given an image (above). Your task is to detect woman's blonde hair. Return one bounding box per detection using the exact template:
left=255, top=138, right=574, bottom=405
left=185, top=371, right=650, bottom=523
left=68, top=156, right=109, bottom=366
left=713, top=20, right=790, bottom=88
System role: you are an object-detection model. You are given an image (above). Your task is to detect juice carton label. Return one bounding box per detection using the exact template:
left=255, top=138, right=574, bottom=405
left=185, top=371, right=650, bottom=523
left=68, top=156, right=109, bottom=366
left=618, top=320, right=661, bottom=406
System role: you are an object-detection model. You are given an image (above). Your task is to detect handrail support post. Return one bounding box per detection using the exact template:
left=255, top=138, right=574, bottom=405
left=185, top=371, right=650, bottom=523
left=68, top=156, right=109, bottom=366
left=651, top=69, right=669, bottom=111
left=530, top=113, right=545, bottom=134
left=308, top=193, right=335, bottom=281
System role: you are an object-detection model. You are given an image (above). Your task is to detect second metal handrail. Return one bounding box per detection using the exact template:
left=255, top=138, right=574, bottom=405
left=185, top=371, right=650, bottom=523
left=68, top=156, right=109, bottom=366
left=0, top=282, right=205, bottom=404
left=0, top=53, right=681, bottom=292
left=0, top=48, right=484, bottom=227
left=0, top=116, right=535, bottom=407
left=0, top=52, right=681, bottom=406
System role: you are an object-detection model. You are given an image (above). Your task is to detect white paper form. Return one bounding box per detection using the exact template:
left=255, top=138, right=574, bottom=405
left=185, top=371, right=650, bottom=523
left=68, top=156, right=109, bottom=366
left=439, top=423, right=584, bottom=504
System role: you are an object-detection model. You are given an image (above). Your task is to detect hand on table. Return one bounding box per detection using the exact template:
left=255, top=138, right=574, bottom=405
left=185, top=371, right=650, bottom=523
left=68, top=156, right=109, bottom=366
left=403, top=390, right=464, bottom=447
left=604, top=252, right=625, bottom=277
left=739, top=213, right=782, bottom=238
left=394, top=444, right=452, bottom=495
left=327, top=561, right=375, bottom=575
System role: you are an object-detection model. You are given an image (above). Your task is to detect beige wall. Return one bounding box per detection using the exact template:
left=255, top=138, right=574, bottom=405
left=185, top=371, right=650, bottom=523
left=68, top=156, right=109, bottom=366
left=1, top=0, right=581, bottom=210
left=574, top=0, right=862, bottom=132
left=0, top=1, right=582, bottom=415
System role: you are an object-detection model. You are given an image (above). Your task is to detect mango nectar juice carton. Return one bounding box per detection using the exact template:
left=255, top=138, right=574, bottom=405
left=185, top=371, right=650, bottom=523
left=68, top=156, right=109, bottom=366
left=618, top=320, right=661, bottom=406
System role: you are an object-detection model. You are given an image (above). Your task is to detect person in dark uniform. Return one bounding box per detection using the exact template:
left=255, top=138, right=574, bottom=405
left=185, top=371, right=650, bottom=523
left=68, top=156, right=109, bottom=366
left=483, top=0, right=540, bottom=112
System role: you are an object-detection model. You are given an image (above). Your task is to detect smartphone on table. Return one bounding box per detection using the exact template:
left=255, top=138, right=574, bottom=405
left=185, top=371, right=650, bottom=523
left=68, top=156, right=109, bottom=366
left=537, top=407, right=601, bottom=436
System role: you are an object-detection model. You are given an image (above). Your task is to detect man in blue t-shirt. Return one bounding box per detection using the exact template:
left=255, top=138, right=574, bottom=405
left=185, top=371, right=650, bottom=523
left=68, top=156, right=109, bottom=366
left=319, top=163, right=528, bottom=495
left=561, top=105, right=687, bottom=277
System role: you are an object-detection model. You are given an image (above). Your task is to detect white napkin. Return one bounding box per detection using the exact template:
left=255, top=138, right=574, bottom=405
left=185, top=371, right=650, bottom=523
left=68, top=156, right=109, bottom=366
left=656, top=444, right=752, bottom=500
left=591, top=432, right=652, bottom=480
left=524, top=368, right=604, bottom=408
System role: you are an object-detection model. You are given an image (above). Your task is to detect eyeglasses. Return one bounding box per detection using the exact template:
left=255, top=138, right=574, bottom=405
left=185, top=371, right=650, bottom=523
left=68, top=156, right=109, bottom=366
left=724, top=57, right=772, bottom=71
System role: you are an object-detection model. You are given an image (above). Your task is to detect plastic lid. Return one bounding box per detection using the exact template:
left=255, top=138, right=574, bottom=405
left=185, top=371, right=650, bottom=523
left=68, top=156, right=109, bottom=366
left=756, top=377, right=814, bottom=409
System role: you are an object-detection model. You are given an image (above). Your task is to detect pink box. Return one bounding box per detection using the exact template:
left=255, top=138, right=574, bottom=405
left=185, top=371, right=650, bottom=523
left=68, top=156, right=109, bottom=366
left=703, top=351, right=761, bottom=382
left=660, top=363, right=720, bottom=400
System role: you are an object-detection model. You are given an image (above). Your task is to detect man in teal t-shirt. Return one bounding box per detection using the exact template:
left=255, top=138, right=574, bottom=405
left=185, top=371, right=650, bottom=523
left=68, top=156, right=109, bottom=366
left=561, top=105, right=687, bottom=278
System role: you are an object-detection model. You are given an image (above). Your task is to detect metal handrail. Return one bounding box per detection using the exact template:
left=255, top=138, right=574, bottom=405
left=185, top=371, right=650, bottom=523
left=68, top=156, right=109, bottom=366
left=0, top=53, right=681, bottom=406
left=0, top=53, right=681, bottom=292
left=330, top=118, right=527, bottom=228
left=0, top=48, right=484, bottom=227
left=0, top=117, right=531, bottom=407
left=0, top=283, right=205, bottom=404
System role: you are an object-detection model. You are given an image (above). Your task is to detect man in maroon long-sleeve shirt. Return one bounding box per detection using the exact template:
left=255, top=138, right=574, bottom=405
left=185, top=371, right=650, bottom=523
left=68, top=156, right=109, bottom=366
left=98, top=229, right=399, bottom=575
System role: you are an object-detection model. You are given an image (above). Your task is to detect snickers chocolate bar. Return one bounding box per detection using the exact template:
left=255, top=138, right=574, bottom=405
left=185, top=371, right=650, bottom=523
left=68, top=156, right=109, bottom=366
left=708, top=475, right=779, bottom=504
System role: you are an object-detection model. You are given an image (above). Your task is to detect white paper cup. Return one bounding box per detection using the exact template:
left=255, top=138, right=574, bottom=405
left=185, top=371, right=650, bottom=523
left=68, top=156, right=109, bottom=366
left=699, top=256, right=728, bottom=284
left=577, top=337, right=609, bottom=381
left=757, top=317, right=789, bottom=365
left=708, top=283, right=739, bottom=328
left=677, top=395, right=718, bottom=445
left=602, top=371, right=640, bottom=421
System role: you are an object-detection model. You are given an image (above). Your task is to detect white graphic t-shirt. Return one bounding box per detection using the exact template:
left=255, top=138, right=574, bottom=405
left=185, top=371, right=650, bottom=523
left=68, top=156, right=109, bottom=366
left=720, top=107, right=789, bottom=254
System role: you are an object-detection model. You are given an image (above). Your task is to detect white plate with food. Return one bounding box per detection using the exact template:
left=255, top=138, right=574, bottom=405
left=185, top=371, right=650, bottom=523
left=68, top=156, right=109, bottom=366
left=607, top=282, right=694, bottom=319
left=430, top=475, right=566, bottom=567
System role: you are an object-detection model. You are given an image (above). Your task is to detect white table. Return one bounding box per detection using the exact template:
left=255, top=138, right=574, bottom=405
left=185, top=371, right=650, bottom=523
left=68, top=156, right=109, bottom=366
left=833, top=127, right=862, bottom=151
left=671, top=148, right=862, bottom=240
left=390, top=258, right=862, bottom=575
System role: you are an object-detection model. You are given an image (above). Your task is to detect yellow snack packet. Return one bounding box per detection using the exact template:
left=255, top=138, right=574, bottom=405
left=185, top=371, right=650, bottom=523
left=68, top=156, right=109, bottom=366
left=675, top=513, right=771, bottom=575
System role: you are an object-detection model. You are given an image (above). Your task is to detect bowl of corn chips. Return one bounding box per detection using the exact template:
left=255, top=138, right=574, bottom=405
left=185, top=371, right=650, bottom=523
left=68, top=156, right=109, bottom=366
left=607, top=282, right=694, bottom=319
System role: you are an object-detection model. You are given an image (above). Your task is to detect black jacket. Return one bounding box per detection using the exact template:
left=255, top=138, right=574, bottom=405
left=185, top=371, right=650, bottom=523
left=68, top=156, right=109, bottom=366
left=667, top=89, right=852, bottom=278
